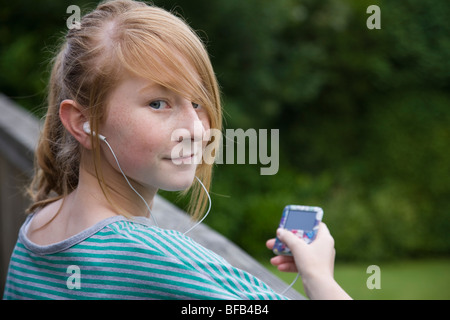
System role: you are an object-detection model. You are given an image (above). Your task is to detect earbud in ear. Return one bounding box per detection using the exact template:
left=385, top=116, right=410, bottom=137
left=83, top=122, right=106, bottom=141
left=83, top=122, right=91, bottom=135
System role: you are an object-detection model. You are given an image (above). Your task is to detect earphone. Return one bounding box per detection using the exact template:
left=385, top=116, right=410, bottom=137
left=83, top=122, right=106, bottom=141
left=82, top=122, right=211, bottom=234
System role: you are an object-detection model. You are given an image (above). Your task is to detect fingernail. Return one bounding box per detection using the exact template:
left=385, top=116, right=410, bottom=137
left=276, top=228, right=283, bottom=237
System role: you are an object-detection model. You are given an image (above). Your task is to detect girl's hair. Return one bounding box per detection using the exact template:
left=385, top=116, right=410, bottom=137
left=27, top=0, right=222, bottom=220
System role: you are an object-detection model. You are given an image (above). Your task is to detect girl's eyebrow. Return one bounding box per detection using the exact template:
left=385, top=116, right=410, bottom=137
left=138, top=82, right=170, bottom=94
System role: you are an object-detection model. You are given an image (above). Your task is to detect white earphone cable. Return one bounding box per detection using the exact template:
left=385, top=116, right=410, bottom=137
left=183, top=176, right=212, bottom=235
left=280, top=272, right=300, bottom=295
left=102, top=137, right=159, bottom=227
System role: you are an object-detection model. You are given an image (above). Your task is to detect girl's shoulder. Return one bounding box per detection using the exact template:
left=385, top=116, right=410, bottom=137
left=98, top=217, right=224, bottom=262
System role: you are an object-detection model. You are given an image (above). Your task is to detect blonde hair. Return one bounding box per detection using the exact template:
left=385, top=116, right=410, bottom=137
left=28, top=0, right=222, bottom=220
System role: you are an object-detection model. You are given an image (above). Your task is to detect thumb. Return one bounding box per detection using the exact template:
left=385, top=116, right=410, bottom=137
left=276, top=228, right=307, bottom=253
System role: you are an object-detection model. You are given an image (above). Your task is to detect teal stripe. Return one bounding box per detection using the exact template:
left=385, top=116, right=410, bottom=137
left=5, top=286, right=54, bottom=300
left=7, top=276, right=67, bottom=299
left=13, top=254, right=200, bottom=280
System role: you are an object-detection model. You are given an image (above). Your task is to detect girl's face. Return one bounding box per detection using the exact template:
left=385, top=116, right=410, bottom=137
left=99, top=73, right=210, bottom=193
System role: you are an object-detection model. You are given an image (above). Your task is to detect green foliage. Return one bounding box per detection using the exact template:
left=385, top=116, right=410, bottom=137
left=0, top=0, right=97, bottom=113
left=1, top=0, right=449, bottom=261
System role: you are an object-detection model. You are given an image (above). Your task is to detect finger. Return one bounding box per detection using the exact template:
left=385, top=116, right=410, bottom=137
left=313, top=222, right=335, bottom=247
left=270, top=255, right=295, bottom=266
left=266, top=238, right=276, bottom=250
left=277, top=263, right=298, bottom=273
left=276, top=228, right=307, bottom=253
left=270, top=256, right=297, bottom=272
left=317, top=222, right=330, bottom=236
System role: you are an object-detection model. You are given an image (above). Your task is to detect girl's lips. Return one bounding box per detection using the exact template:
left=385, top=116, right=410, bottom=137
left=164, top=154, right=194, bottom=161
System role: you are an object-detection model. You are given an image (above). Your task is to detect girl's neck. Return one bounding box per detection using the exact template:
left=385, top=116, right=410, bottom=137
left=78, top=156, right=157, bottom=219
left=77, top=161, right=157, bottom=217
left=26, top=156, right=157, bottom=246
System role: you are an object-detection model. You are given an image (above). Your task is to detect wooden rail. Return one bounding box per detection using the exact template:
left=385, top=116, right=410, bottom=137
left=0, top=93, right=304, bottom=299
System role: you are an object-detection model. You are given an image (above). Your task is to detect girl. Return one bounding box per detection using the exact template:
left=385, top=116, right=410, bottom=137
left=4, top=0, right=350, bottom=300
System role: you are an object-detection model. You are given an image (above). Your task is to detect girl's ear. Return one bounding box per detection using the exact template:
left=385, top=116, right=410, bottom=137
left=59, top=99, right=93, bottom=149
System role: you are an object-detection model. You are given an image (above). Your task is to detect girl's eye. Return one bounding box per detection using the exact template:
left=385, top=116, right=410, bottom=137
left=149, top=100, right=168, bottom=110
left=192, top=102, right=200, bottom=109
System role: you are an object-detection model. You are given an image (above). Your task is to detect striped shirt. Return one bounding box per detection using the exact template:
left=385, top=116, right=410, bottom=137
left=3, top=214, right=287, bottom=300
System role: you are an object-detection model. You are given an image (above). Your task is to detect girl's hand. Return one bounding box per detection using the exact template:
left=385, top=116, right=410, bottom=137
left=266, top=222, right=351, bottom=300
left=266, top=222, right=335, bottom=279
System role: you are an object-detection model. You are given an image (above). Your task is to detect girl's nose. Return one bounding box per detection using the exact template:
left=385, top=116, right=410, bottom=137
left=174, top=100, right=205, bottom=142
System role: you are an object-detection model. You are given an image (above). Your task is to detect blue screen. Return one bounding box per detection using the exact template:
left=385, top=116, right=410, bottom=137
left=284, top=210, right=316, bottom=231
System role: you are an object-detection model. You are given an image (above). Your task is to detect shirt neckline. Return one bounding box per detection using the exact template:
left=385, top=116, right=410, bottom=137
left=19, top=214, right=128, bottom=255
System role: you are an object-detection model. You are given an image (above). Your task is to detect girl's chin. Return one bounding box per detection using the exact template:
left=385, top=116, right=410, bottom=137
left=157, top=174, right=197, bottom=192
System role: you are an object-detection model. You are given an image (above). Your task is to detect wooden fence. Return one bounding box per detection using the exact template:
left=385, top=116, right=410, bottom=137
left=0, top=93, right=303, bottom=299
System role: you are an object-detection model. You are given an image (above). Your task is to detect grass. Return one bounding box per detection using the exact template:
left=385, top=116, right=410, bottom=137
left=263, top=258, right=450, bottom=300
